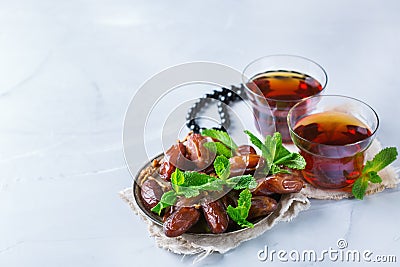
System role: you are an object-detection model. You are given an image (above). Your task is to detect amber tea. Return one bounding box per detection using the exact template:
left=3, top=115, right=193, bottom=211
left=293, top=111, right=373, bottom=189
left=250, top=70, right=323, bottom=101
left=247, top=70, right=323, bottom=142
left=243, top=56, right=327, bottom=143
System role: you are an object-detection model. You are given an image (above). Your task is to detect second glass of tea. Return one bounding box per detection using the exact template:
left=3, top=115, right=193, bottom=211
left=243, top=55, right=328, bottom=143
left=288, top=95, right=379, bottom=190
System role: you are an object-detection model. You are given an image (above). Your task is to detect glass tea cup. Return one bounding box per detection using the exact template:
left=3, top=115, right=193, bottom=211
left=288, top=95, right=379, bottom=190
left=242, top=55, right=327, bottom=143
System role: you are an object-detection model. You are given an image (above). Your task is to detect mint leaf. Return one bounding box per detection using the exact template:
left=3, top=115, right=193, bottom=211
left=226, top=189, right=254, bottom=228
left=352, top=177, right=368, bottom=200
left=271, top=131, right=291, bottom=161
left=151, top=203, right=166, bottom=216
left=274, top=145, right=291, bottom=162
left=245, top=130, right=276, bottom=163
left=171, top=170, right=222, bottom=202
left=244, top=130, right=263, bottom=150
left=178, top=187, right=200, bottom=198
left=178, top=171, right=226, bottom=199
left=245, top=131, right=306, bottom=174
left=227, top=206, right=254, bottom=228
left=171, top=168, right=184, bottom=188
left=363, top=147, right=398, bottom=174
left=203, top=142, right=233, bottom=158
left=262, top=133, right=278, bottom=168
left=182, top=172, right=212, bottom=187
left=244, top=130, right=271, bottom=174
left=214, top=155, right=230, bottom=180
left=174, top=178, right=225, bottom=199
left=270, top=133, right=306, bottom=171
left=272, top=133, right=293, bottom=164
left=199, top=178, right=226, bottom=191
left=270, top=165, right=291, bottom=175
left=201, top=129, right=238, bottom=150
left=227, top=175, right=257, bottom=190
left=368, top=172, right=382, bottom=184
left=171, top=168, right=185, bottom=193
left=151, top=190, right=178, bottom=215
left=277, top=153, right=307, bottom=170
left=352, top=147, right=398, bottom=200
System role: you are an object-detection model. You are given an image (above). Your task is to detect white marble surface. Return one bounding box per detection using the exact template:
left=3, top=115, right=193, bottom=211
left=1, top=0, right=400, bottom=266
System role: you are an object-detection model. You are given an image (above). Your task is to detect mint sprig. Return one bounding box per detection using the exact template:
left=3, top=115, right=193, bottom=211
left=170, top=168, right=185, bottom=193
left=214, top=155, right=230, bottom=180
left=151, top=191, right=178, bottom=215
left=352, top=147, right=398, bottom=200
left=203, top=141, right=233, bottom=158
left=153, top=130, right=306, bottom=216
left=227, top=175, right=258, bottom=190
left=363, top=147, right=398, bottom=173
left=201, top=129, right=238, bottom=150
left=244, top=131, right=306, bottom=175
left=180, top=171, right=213, bottom=186
left=152, top=155, right=257, bottom=215
left=226, top=189, right=254, bottom=228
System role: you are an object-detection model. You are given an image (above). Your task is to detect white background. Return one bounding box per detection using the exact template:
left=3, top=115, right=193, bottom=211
left=1, top=0, right=399, bottom=266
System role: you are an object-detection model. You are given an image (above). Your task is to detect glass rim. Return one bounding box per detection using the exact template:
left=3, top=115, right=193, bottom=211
left=287, top=94, right=380, bottom=148
left=242, top=54, right=328, bottom=103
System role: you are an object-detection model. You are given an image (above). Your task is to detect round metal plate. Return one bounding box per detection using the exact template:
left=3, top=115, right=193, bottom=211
left=132, top=153, right=281, bottom=236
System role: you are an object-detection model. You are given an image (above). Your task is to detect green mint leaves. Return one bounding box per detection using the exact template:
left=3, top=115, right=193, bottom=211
left=201, top=129, right=238, bottom=150
left=226, top=189, right=254, bottom=228
left=180, top=171, right=213, bottom=186
left=363, top=147, right=398, bottom=174
left=151, top=154, right=257, bottom=215
left=151, top=171, right=219, bottom=215
left=244, top=131, right=306, bottom=175
left=214, top=155, right=230, bottom=180
left=201, top=129, right=237, bottom=158
left=203, top=142, right=233, bottom=158
left=352, top=147, right=398, bottom=200
left=227, top=175, right=258, bottom=190
left=151, top=191, right=178, bottom=215
left=152, top=129, right=307, bottom=224
left=171, top=168, right=185, bottom=193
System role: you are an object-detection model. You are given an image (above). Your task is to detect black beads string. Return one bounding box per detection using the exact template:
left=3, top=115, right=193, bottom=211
left=186, top=85, right=247, bottom=133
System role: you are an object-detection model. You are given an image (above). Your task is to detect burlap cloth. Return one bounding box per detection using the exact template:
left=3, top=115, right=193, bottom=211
left=119, top=140, right=398, bottom=260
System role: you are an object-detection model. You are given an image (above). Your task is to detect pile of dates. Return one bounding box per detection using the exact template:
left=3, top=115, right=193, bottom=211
left=140, top=132, right=304, bottom=237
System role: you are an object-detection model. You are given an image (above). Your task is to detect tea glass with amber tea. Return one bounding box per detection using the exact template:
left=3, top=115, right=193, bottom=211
left=243, top=55, right=327, bottom=143
left=288, top=95, right=379, bottom=190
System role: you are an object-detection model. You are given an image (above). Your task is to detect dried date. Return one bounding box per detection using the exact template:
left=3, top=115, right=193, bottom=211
left=229, top=154, right=264, bottom=177
left=140, top=179, right=164, bottom=210
left=186, top=133, right=213, bottom=171
left=201, top=200, right=229, bottom=234
left=163, top=207, right=201, bottom=237
left=159, top=142, right=187, bottom=181
left=252, top=172, right=304, bottom=196
left=247, top=196, right=278, bottom=220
